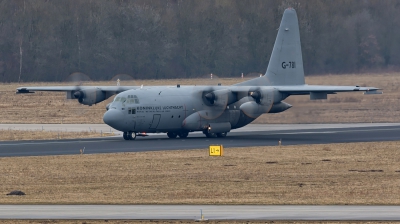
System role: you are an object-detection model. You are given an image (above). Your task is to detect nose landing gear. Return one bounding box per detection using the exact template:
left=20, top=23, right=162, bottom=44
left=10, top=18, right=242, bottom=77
left=123, top=131, right=136, bottom=140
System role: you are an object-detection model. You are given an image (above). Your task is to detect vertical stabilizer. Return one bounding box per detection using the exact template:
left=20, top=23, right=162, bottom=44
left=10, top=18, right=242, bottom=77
left=265, top=8, right=305, bottom=85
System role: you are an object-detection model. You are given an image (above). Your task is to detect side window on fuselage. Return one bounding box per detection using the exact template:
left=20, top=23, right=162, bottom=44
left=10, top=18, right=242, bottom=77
left=127, top=108, right=136, bottom=114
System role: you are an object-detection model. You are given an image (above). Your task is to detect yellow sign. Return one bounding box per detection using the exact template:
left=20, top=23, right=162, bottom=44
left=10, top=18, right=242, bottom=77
left=209, top=145, right=224, bottom=156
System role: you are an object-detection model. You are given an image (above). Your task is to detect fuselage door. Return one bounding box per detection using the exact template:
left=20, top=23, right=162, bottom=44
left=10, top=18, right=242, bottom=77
left=149, top=114, right=161, bottom=129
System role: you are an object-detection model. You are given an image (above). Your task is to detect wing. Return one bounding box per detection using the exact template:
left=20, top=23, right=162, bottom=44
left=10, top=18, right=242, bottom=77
left=16, top=85, right=140, bottom=106
left=16, top=86, right=139, bottom=93
left=275, top=85, right=382, bottom=100
left=229, top=84, right=381, bottom=102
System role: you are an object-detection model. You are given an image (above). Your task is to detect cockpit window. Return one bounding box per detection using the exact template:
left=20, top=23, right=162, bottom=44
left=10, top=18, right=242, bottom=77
left=124, top=95, right=140, bottom=104
left=121, top=97, right=127, bottom=103
left=114, top=97, right=121, bottom=102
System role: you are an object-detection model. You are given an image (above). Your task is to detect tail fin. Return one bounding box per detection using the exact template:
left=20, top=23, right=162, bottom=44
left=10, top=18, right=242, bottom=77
left=265, top=8, right=305, bottom=85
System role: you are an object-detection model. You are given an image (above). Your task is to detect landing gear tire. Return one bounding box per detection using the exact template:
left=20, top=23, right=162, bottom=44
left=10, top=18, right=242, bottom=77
left=216, top=132, right=227, bottom=138
left=203, top=130, right=216, bottom=138
left=123, top=132, right=136, bottom=140
left=178, top=132, right=189, bottom=138
left=167, top=132, right=178, bottom=139
left=206, top=133, right=217, bottom=138
left=128, top=132, right=136, bottom=140
left=123, top=132, right=129, bottom=140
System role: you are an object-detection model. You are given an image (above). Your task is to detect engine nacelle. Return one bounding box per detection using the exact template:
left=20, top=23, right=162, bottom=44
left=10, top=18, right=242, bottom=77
left=240, top=101, right=273, bottom=118
left=67, top=87, right=106, bottom=106
left=240, top=87, right=276, bottom=118
left=182, top=112, right=207, bottom=131
left=268, top=101, right=292, bottom=113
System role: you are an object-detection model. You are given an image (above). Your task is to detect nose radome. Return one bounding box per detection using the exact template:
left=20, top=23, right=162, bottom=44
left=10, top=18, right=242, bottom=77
left=103, top=109, right=124, bottom=128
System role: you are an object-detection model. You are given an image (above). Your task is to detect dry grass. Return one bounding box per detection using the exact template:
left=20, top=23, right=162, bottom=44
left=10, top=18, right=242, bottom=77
left=1, top=73, right=398, bottom=124
left=0, top=130, right=112, bottom=141
left=1, top=141, right=400, bottom=205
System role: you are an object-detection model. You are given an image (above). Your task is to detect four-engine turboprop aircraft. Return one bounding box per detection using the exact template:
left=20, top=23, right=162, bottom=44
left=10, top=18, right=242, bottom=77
left=17, top=8, right=381, bottom=140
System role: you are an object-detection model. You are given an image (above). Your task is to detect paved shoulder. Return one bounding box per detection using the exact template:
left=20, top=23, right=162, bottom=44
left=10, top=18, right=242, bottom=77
left=0, top=205, right=399, bottom=220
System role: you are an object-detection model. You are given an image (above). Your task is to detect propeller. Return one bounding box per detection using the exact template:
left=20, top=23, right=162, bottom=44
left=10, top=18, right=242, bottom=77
left=63, top=72, right=93, bottom=116
left=239, top=86, right=275, bottom=118
left=248, top=87, right=274, bottom=106
left=109, top=74, right=137, bottom=86
left=61, top=73, right=139, bottom=119
left=191, top=87, right=229, bottom=120
left=64, top=72, right=92, bottom=84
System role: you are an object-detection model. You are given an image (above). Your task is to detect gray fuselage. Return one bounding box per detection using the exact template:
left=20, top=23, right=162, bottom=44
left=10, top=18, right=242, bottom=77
left=103, top=85, right=256, bottom=133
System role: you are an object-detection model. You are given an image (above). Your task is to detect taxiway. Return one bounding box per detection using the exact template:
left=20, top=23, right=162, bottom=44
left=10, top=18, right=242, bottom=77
left=0, top=205, right=399, bottom=220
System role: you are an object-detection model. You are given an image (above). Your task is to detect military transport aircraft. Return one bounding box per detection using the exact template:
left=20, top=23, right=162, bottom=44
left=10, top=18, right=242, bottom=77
left=17, top=8, right=380, bottom=140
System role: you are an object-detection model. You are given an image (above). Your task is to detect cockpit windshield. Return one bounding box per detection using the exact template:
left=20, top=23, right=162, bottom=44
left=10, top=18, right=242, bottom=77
left=111, top=94, right=139, bottom=109
left=127, top=95, right=140, bottom=104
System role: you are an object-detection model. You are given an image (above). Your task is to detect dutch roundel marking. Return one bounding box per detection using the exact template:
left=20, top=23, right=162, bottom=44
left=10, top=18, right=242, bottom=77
left=282, top=61, right=296, bottom=69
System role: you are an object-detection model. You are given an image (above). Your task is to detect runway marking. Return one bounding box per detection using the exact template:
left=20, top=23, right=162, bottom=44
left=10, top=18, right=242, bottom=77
left=258, top=127, right=400, bottom=136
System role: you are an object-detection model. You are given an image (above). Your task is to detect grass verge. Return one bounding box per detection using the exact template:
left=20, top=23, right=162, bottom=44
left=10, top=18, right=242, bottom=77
left=0, top=130, right=113, bottom=141
left=1, top=141, right=400, bottom=205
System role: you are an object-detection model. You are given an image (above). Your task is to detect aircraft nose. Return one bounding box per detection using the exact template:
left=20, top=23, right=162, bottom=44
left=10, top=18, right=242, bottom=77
left=103, top=109, right=124, bottom=129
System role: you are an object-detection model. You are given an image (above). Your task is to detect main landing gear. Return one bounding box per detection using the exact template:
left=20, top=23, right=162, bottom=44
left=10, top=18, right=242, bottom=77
left=167, top=131, right=189, bottom=139
left=203, top=130, right=227, bottom=138
left=123, top=131, right=136, bottom=140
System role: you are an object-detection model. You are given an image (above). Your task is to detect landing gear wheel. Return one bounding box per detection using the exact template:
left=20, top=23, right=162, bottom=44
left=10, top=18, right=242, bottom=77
left=167, top=132, right=178, bottom=139
left=203, top=130, right=216, bottom=138
left=178, top=132, right=189, bottom=138
left=128, top=132, right=136, bottom=140
left=206, top=133, right=217, bottom=138
left=123, top=132, right=129, bottom=140
left=216, top=132, right=227, bottom=138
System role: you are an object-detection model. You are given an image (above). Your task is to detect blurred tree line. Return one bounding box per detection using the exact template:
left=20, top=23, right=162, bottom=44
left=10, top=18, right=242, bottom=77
left=0, top=0, right=399, bottom=82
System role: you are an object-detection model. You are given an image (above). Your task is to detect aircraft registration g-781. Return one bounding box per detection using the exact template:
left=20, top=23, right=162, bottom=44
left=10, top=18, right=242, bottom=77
left=17, top=8, right=381, bottom=140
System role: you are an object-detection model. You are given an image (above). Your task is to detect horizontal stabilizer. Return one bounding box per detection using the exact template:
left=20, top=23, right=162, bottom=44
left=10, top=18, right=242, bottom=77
left=275, top=85, right=380, bottom=95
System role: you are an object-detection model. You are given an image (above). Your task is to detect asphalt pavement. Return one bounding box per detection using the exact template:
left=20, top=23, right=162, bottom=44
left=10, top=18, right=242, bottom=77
left=0, top=123, right=400, bottom=157
left=0, top=205, right=399, bottom=220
